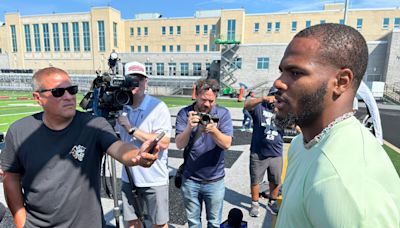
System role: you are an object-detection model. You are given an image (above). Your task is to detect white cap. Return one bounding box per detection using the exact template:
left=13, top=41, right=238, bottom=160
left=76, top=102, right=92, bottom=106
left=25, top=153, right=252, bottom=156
left=124, top=61, right=147, bottom=78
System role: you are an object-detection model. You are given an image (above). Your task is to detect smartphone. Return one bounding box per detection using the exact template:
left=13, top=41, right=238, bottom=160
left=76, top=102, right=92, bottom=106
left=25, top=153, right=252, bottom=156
left=148, top=131, right=166, bottom=154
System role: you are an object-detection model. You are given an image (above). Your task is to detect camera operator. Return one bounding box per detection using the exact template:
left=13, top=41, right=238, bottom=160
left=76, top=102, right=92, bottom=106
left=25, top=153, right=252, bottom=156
left=115, top=61, right=171, bottom=228
left=175, top=79, right=233, bottom=228
left=244, top=87, right=284, bottom=217
left=0, top=67, right=159, bottom=228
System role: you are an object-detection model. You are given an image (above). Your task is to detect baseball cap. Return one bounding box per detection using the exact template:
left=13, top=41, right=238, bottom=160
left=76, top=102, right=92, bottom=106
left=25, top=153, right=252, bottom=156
left=268, top=86, right=278, bottom=96
left=124, top=61, right=147, bottom=78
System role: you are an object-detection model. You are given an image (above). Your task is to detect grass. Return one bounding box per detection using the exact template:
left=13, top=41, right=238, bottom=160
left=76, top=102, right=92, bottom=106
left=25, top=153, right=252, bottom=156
left=385, top=144, right=400, bottom=176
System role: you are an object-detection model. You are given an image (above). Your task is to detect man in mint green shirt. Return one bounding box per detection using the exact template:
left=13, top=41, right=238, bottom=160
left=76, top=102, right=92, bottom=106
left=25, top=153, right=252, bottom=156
left=273, top=23, right=400, bottom=227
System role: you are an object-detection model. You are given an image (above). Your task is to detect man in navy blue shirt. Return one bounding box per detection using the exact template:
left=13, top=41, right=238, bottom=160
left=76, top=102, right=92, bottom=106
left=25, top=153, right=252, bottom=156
left=175, top=79, right=233, bottom=228
left=244, top=87, right=284, bottom=217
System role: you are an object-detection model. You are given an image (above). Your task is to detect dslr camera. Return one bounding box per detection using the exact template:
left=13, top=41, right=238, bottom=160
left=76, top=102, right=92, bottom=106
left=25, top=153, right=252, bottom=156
left=196, top=112, right=220, bottom=125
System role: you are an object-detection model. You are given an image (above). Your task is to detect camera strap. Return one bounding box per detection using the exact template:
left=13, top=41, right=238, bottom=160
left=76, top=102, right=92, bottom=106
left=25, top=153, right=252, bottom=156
left=182, top=127, right=202, bottom=169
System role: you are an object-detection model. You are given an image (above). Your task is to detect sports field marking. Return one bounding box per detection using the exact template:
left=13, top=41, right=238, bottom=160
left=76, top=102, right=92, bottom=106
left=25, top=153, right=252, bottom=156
left=0, top=111, right=37, bottom=117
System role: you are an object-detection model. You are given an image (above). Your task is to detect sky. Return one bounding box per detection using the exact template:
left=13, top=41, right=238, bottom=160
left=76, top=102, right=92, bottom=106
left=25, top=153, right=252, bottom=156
left=0, top=0, right=399, bottom=21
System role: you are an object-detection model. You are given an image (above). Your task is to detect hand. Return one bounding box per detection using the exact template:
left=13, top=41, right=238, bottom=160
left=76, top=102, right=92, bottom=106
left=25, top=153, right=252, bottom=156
left=132, top=139, right=159, bottom=167
left=263, top=95, right=275, bottom=103
left=187, top=111, right=200, bottom=129
left=117, top=113, right=131, bottom=132
left=203, top=120, right=218, bottom=134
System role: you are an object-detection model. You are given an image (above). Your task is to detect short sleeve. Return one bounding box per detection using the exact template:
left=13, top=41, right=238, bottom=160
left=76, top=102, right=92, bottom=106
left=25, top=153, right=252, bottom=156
left=0, top=128, right=22, bottom=173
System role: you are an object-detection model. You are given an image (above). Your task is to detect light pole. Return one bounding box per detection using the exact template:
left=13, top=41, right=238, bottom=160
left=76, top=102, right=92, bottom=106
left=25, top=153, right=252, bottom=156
left=344, top=0, right=350, bottom=25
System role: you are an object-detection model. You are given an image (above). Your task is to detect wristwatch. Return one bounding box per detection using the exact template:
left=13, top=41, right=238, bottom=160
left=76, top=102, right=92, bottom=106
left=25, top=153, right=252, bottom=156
left=128, top=127, right=137, bottom=135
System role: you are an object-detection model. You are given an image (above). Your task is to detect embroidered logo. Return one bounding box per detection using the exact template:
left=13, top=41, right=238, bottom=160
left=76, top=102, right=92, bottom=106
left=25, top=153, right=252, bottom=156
left=70, top=145, right=86, bottom=162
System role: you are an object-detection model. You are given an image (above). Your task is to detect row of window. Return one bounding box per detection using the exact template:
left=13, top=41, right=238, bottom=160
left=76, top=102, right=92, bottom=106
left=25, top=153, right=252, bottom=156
left=129, top=44, right=218, bottom=53
left=254, top=17, right=400, bottom=33
left=11, top=21, right=111, bottom=53
left=129, top=24, right=218, bottom=36
left=142, top=57, right=269, bottom=76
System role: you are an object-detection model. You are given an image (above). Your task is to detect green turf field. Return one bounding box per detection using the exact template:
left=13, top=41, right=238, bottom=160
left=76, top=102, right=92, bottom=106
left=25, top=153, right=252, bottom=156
left=1, top=90, right=399, bottom=176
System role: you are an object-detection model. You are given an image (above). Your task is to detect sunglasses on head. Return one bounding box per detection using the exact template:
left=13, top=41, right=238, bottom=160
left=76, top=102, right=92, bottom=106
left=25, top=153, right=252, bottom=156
left=37, top=85, right=78, bottom=97
left=201, top=84, right=220, bottom=93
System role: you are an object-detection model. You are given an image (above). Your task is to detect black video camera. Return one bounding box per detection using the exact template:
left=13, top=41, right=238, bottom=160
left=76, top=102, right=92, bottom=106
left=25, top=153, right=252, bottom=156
left=79, top=71, right=139, bottom=120
left=196, top=112, right=219, bottom=125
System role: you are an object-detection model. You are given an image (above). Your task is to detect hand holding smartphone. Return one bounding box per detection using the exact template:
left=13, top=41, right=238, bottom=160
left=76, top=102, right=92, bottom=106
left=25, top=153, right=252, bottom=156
left=147, top=132, right=166, bottom=154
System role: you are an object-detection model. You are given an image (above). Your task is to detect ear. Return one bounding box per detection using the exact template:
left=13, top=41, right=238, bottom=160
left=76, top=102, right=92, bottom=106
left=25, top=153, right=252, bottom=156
left=32, top=92, right=44, bottom=106
left=333, top=68, right=353, bottom=96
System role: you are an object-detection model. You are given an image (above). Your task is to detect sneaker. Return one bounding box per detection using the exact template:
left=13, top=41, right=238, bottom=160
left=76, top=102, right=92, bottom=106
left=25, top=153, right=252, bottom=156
left=246, top=128, right=253, bottom=133
left=266, top=199, right=279, bottom=215
left=240, top=127, right=246, bottom=132
left=249, top=202, right=260, bottom=217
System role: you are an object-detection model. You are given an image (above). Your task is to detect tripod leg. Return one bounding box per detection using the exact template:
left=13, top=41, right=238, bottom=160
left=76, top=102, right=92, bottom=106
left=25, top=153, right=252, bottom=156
left=110, top=157, right=121, bottom=228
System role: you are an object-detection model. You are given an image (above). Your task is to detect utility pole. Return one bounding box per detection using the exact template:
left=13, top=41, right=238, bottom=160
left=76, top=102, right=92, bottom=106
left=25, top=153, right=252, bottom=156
left=344, top=0, right=349, bottom=25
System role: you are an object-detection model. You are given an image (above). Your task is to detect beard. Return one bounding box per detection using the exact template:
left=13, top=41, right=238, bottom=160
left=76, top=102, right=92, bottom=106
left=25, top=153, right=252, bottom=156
left=275, top=82, right=327, bottom=129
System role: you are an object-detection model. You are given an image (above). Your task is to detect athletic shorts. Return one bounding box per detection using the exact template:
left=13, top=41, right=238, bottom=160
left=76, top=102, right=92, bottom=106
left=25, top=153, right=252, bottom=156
left=249, top=152, right=282, bottom=186
left=121, top=181, right=169, bottom=225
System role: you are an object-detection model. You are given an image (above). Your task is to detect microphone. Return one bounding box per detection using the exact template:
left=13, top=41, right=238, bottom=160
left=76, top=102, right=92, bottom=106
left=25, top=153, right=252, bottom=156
left=0, top=202, right=6, bottom=222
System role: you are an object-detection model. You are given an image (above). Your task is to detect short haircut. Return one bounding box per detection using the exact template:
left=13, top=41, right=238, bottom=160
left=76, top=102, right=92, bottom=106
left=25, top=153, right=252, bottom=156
left=32, top=67, right=69, bottom=91
left=294, top=23, right=368, bottom=90
left=195, top=79, right=220, bottom=95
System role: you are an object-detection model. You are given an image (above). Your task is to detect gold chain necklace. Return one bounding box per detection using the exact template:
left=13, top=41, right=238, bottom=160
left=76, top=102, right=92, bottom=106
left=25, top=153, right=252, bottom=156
left=304, top=112, right=354, bottom=149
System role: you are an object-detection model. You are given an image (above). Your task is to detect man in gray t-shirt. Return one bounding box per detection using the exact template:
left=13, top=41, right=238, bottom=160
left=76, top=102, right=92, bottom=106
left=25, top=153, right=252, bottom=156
left=0, top=67, right=159, bottom=228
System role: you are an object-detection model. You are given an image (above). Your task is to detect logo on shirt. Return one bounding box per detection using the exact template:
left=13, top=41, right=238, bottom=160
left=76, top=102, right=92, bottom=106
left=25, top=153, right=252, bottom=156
left=70, top=145, right=86, bottom=162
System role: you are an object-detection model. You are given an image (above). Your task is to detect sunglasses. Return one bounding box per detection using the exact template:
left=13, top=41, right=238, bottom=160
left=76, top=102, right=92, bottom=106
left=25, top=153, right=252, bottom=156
left=37, top=85, right=78, bottom=97
left=201, top=84, right=220, bottom=93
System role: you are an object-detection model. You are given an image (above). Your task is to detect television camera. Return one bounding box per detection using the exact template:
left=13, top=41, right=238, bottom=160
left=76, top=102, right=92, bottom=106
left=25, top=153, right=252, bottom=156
left=79, top=51, right=138, bottom=120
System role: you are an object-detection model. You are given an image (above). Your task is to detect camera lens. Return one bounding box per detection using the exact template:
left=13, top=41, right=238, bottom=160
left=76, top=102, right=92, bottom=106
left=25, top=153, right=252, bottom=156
left=115, top=91, right=131, bottom=105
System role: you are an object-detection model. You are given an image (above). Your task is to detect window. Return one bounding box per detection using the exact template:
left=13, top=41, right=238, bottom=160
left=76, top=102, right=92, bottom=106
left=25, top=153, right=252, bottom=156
left=138, top=46, right=142, bottom=53
left=395, top=18, right=400, bottom=29
left=33, top=24, right=41, bottom=52
left=291, top=21, right=297, bottom=32
left=11, top=25, right=17, bottom=52
left=267, top=22, right=272, bottom=32
left=195, top=45, right=200, bottom=52
left=130, top=27, right=134, bottom=36
left=211, top=43, right=217, bottom=51
left=383, top=18, right=389, bottom=29
left=62, top=23, right=70, bottom=51
left=156, top=63, right=164, bottom=75
left=177, top=26, right=181, bottom=35
left=98, top=21, right=105, bottom=51
left=130, top=46, right=134, bottom=53
left=234, top=58, right=242, bottom=69
left=196, top=25, right=200, bottom=35
left=193, top=63, right=202, bottom=76
left=254, top=23, right=259, bottom=32
left=180, top=63, right=189, bottom=76
left=82, top=22, right=90, bottom=51
left=145, top=63, right=153, bottom=75
left=169, top=26, right=173, bottom=35
left=204, top=24, right=208, bottom=35
left=320, top=20, right=326, bottom=24
left=203, top=44, right=208, bottom=52
left=169, top=45, right=173, bottom=52
left=339, top=19, right=344, bottom=25
left=137, top=27, right=141, bottom=36
left=211, top=24, right=216, bottom=35
left=356, top=18, right=363, bottom=30
left=227, top=19, right=236, bottom=40
left=305, top=20, right=311, bottom=28
left=72, top=22, right=80, bottom=52
left=52, top=23, right=60, bottom=52
left=43, top=23, right=50, bottom=52
left=24, top=24, right=32, bottom=52
left=144, top=27, right=148, bottom=36
left=275, top=22, right=280, bottom=32
left=145, top=45, right=149, bottom=52
left=257, top=57, right=269, bottom=69
left=162, top=26, right=166, bottom=35
left=177, top=45, right=181, bottom=52
left=162, top=45, right=166, bottom=52
left=113, top=22, right=118, bottom=47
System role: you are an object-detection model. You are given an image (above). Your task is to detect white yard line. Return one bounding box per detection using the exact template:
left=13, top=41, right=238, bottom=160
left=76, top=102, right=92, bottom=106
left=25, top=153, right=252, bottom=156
left=0, top=111, right=37, bottom=117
